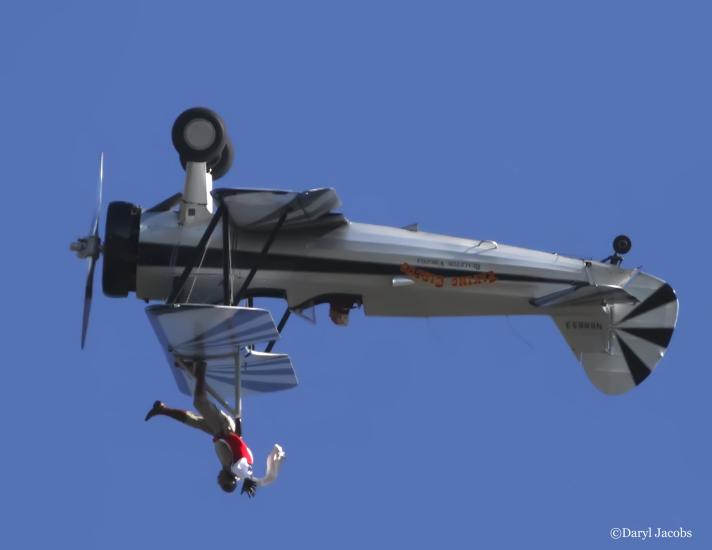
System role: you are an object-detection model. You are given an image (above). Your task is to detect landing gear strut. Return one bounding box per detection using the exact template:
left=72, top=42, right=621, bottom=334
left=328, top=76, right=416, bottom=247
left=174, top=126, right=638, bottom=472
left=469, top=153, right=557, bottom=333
left=603, top=234, right=632, bottom=266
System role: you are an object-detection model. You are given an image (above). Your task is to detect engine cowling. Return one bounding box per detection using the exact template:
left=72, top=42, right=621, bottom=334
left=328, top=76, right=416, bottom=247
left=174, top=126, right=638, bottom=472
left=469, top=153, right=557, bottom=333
left=102, top=201, right=140, bottom=297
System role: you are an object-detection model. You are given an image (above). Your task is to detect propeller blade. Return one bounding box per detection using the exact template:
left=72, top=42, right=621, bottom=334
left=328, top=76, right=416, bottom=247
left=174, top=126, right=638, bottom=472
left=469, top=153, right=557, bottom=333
left=90, top=152, right=104, bottom=237
left=80, top=152, right=104, bottom=349
left=81, top=255, right=97, bottom=349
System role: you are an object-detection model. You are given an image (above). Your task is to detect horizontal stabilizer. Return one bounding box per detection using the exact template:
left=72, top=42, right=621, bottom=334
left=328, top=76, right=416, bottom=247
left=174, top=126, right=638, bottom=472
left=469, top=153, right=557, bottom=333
left=552, top=272, right=678, bottom=395
left=533, top=284, right=639, bottom=308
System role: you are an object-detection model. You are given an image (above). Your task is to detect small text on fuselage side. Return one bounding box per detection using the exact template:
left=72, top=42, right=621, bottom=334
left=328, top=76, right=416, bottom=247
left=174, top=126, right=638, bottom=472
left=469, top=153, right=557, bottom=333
left=416, top=257, right=481, bottom=271
left=400, top=263, right=496, bottom=288
left=565, top=320, right=603, bottom=330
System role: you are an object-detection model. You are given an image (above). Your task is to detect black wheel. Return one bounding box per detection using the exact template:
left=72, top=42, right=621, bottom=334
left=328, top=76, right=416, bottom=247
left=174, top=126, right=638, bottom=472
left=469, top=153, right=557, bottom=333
left=172, top=107, right=226, bottom=163
left=613, top=234, right=632, bottom=255
left=179, top=138, right=233, bottom=179
left=210, top=138, right=234, bottom=180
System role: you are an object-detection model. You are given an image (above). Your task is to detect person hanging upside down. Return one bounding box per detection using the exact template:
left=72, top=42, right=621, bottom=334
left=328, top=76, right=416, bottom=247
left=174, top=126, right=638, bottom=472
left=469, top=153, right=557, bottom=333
left=144, top=361, right=286, bottom=496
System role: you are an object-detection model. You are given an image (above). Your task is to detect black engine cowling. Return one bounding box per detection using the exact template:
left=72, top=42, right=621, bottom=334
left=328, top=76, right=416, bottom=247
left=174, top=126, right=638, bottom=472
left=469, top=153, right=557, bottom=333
left=102, top=201, right=140, bottom=297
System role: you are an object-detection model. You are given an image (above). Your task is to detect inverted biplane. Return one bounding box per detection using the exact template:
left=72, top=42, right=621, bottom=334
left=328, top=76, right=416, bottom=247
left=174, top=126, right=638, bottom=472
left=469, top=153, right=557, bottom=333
left=71, top=107, right=678, bottom=417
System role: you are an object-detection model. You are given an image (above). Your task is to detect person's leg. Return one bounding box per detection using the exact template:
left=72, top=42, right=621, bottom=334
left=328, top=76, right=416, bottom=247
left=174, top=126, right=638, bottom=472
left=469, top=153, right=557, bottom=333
left=144, top=400, right=213, bottom=434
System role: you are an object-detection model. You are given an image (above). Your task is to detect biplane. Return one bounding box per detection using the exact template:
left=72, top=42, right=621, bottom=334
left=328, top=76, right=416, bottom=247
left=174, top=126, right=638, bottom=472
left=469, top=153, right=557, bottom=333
left=71, top=107, right=678, bottom=417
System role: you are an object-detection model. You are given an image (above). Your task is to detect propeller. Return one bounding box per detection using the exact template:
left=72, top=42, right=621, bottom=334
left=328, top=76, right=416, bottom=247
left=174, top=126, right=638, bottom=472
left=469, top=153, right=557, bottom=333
left=70, top=153, right=104, bottom=349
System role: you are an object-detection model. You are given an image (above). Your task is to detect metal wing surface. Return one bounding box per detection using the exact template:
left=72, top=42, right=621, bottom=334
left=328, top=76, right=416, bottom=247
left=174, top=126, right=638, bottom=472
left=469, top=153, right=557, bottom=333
left=146, top=304, right=298, bottom=400
left=212, top=187, right=346, bottom=231
left=195, top=349, right=298, bottom=398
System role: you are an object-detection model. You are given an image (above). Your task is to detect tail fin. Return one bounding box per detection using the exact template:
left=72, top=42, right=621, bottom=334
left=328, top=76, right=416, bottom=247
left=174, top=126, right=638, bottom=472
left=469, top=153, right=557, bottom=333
left=552, top=272, right=678, bottom=395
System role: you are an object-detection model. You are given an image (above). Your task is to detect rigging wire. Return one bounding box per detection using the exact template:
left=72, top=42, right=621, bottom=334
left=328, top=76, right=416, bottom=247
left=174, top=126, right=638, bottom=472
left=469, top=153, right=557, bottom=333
left=505, top=315, right=535, bottom=350
left=185, top=229, right=214, bottom=302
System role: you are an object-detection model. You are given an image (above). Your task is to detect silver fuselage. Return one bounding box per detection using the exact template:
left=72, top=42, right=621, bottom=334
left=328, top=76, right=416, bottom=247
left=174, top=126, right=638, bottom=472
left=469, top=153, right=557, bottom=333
left=133, top=209, right=628, bottom=317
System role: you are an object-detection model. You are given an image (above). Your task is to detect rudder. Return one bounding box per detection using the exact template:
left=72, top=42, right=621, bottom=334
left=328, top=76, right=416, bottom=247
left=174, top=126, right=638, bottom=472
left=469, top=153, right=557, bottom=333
left=552, top=272, right=678, bottom=395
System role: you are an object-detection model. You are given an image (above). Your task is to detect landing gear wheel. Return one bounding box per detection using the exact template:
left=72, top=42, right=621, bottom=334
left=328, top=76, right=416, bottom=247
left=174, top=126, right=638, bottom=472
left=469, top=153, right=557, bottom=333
left=180, top=138, right=235, bottom=180
left=613, top=234, right=632, bottom=255
left=172, top=107, right=226, bottom=163
left=210, top=139, right=234, bottom=181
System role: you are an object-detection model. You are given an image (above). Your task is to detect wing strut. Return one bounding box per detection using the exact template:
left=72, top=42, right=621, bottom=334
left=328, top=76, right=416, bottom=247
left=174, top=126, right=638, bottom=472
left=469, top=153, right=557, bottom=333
left=234, top=349, right=242, bottom=419
left=167, top=203, right=289, bottom=306
left=165, top=203, right=291, bottom=421
left=167, top=205, right=225, bottom=303
left=222, top=209, right=234, bottom=306
left=234, top=208, right=289, bottom=303
left=225, top=218, right=241, bottom=417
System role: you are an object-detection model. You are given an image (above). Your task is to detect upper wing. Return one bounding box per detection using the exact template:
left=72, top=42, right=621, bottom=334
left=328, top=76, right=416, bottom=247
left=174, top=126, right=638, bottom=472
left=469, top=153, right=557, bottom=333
left=146, top=304, right=298, bottom=404
left=211, top=187, right=346, bottom=232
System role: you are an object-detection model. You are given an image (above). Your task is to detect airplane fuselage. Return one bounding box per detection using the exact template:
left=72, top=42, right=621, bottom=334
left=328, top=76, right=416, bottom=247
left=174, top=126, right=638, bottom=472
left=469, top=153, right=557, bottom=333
left=80, top=106, right=677, bottom=396
left=126, top=208, right=631, bottom=320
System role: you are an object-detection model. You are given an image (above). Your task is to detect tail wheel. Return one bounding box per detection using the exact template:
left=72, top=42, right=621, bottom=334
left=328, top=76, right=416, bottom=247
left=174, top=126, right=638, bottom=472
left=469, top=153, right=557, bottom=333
left=172, top=107, right=226, bottom=163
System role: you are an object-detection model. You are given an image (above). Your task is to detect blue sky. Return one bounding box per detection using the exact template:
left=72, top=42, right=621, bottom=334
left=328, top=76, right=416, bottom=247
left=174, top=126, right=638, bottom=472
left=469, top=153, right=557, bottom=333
left=2, top=1, right=710, bottom=548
